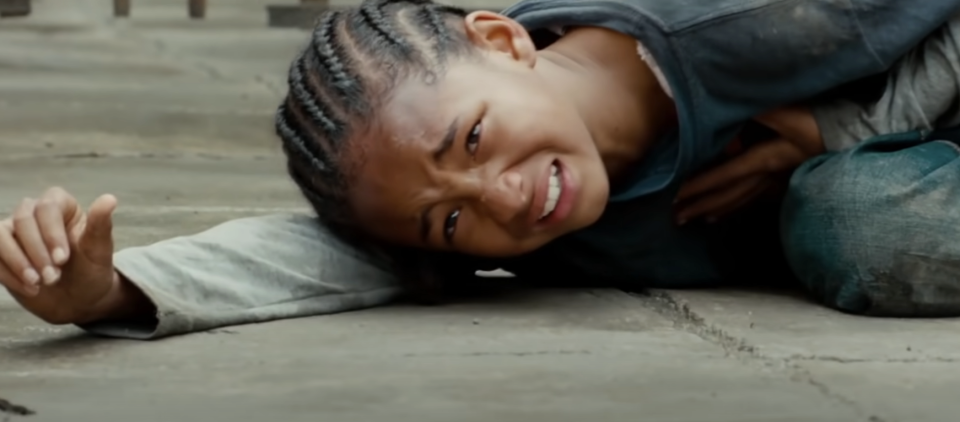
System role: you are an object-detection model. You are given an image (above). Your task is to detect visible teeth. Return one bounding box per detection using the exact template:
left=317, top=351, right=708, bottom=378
left=540, top=164, right=563, bottom=219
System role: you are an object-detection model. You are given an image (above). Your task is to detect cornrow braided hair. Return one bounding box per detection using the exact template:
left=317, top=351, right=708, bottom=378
left=276, top=0, right=492, bottom=300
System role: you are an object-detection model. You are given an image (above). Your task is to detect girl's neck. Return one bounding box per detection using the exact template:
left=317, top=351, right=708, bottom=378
left=536, top=26, right=677, bottom=182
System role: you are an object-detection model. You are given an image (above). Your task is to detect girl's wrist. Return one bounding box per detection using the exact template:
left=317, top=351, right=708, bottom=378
left=79, top=270, right=154, bottom=324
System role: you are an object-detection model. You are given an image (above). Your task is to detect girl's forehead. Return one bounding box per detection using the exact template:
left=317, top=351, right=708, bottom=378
left=382, top=69, right=478, bottom=122
left=379, top=94, right=456, bottom=147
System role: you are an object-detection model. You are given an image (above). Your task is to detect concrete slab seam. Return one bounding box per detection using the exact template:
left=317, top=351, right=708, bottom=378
left=635, top=290, right=890, bottom=422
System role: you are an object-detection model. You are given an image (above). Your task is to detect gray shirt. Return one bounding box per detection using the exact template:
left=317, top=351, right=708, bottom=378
left=82, top=214, right=401, bottom=339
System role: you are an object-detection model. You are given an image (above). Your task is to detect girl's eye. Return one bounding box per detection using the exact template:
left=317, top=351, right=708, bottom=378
left=444, top=209, right=460, bottom=242
left=466, top=122, right=481, bottom=155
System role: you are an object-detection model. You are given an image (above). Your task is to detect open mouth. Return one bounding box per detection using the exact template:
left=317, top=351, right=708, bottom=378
left=539, top=162, right=563, bottom=221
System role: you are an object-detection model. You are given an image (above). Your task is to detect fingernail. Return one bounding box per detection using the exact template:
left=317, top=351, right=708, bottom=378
left=52, top=247, right=68, bottom=265
left=23, top=268, right=40, bottom=286
left=42, top=266, right=60, bottom=285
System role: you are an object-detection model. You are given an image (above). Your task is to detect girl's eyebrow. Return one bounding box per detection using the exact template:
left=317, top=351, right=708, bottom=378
left=432, top=117, right=460, bottom=162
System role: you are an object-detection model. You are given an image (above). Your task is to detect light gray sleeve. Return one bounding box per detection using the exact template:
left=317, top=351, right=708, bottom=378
left=79, top=213, right=402, bottom=340
left=812, top=17, right=960, bottom=151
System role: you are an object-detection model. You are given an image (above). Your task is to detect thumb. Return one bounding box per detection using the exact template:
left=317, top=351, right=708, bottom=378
left=78, top=194, right=117, bottom=265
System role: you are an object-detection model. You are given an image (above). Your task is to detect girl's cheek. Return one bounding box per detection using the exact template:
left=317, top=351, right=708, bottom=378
left=487, top=119, right=532, bottom=161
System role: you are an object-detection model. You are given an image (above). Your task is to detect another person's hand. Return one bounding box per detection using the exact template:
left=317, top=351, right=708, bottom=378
left=674, top=105, right=826, bottom=225
left=0, top=187, right=139, bottom=325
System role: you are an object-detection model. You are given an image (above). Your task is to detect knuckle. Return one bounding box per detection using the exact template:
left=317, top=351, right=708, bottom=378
left=34, top=200, right=58, bottom=218
left=35, top=197, right=55, bottom=208
left=13, top=199, right=35, bottom=218
left=11, top=213, right=33, bottom=225
left=44, top=186, right=67, bottom=198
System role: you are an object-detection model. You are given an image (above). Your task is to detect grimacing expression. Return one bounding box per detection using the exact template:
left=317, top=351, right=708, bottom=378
left=346, top=14, right=611, bottom=257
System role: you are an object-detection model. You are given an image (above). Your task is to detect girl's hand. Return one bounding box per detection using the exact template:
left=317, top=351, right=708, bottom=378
left=674, top=106, right=826, bottom=225
left=0, top=187, right=126, bottom=324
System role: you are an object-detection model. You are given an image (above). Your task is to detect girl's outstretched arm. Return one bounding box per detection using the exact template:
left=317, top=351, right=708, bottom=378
left=0, top=188, right=401, bottom=340
left=98, top=213, right=402, bottom=339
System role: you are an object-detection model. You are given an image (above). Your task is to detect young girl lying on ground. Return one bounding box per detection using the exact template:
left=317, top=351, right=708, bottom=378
left=3, top=0, right=960, bottom=339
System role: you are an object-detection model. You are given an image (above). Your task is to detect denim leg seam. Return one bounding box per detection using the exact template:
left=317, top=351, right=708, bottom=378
left=934, top=139, right=960, bottom=154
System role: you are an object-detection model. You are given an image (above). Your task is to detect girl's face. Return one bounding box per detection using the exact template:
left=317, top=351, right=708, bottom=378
left=346, top=14, right=610, bottom=258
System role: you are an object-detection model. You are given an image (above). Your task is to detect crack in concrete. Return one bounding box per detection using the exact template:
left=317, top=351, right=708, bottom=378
left=0, top=397, right=35, bottom=417
left=787, top=355, right=960, bottom=364
left=632, top=290, right=890, bottom=422
left=401, top=350, right=593, bottom=358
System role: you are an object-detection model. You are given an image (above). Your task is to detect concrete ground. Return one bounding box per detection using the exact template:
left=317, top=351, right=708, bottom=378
left=1, top=1, right=958, bottom=421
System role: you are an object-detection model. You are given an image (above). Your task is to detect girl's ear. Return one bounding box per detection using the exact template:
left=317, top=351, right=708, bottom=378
left=462, top=11, right=537, bottom=68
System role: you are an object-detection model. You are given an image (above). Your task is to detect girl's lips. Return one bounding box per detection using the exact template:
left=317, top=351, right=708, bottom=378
left=528, top=162, right=554, bottom=227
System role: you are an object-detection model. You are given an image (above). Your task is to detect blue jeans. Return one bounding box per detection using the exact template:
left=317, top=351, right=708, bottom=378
left=783, top=131, right=960, bottom=317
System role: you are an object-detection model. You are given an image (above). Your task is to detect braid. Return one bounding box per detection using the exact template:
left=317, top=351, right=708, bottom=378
left=276, top=0, right=482, bottom=294
left=288, top=50, right=342, bottom=141
left=411, top=5, right=448, bottom=60
left=276, top=101, right=332, bottom=175
left=358, top=0, right=412, bottom=52
left=311, top=11, right=366, bottom=113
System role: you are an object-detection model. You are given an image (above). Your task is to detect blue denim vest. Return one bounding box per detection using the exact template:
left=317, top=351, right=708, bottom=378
left=496, top=0, right=960, bottom=287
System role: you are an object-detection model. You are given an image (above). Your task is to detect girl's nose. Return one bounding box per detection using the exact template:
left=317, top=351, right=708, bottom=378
left=479, top=170, right=527, bottom=224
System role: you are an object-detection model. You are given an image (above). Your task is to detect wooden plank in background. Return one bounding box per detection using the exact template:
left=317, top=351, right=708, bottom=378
left=0, top=0, right=30, bottom=18
left=266, top=2, right=502, bottom=29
